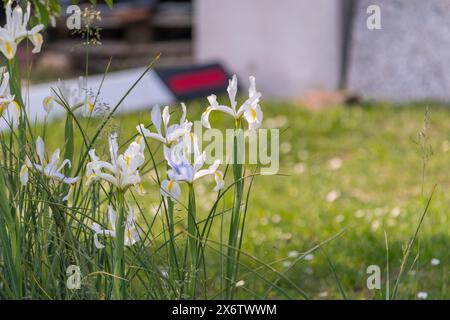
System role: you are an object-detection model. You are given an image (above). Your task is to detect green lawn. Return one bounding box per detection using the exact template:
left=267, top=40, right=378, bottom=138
left=42, top=100, right=449, bottom=299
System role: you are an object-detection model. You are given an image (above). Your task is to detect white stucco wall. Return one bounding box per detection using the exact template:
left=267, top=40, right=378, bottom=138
left=194, top=0, right=342, bottom=99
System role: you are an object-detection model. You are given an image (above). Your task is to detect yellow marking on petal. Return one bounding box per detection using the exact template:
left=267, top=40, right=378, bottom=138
left=167, top=180, right=174, bottom=192
left=215, top=171, right=223, bottom=181
left=86, top=173, right=97, bottom=183
left=203, top=107, right=213, bottom=117
left=125, top=155, right=131, bottom=166
left=43, top=96, right=53, bottom=107
left=251, top=108, right=257, bottom=121
left=20, top=165, right=28, bottom=174
left=135, top=136, right=142, bottom=144
left=0, top=103, right=5, bottom=116
left=127, top=229, right=132, bottom=242
left=34, top=34, right=42, bottom=45
left=5, top=42, right=13, bottom=59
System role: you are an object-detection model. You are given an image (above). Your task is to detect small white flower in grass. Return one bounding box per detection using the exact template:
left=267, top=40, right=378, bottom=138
left=417, top=292, right=428, bottom=299
left=91, top=206, right=139, bottom=249
left=271, top=214, right=281, bottom=224
left=43, top=77, right=94, bottom=114
left=160, top=134, right=224, bottom=201
left=319, top=291, right=329, bottom=298
left=326, top=190, right=340, bottom=202
left=201, top=75, right=263, bottom=130
left=0, top=69, right=20, bottom=122
left=160, top=269, right=169, bottom=278
left=391, top=207, right=401, bottom=217
left=304, top=254, right=314, bottom=261
left=355, top=210, right=365, bottom=218
left=0, top=2, right=44, bottom=60
left=431, top=258, right=440, bottom=266
left=328, top=157, right=342, bottom=170
left=283, top=261, right=292, bottom=268
left=235, top=280, right=245, bottom=288
left=293, top=163, right=305, bottom=175
left=136, top=103, right=192, bottom=147
left=280, top=142, right=291, bottom=154
left=371, top=219, right=381, bottom=231
left=278, top=232, right=292, bottom=241
left=23, top=137, right=79, bottom=196
left=86, top=133, right=146, bottom=195
left=288, top=251, right=299, bottom=259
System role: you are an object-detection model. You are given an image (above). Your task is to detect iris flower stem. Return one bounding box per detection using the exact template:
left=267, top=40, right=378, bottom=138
left=5, top=57, right=24, bottom=298
left=168, top=198, right=175, bottom=238
left=112, top=191, right=126, bottom=300
left=167, top=196, right=175, bottom=260
left=166, top=196, right=183, bottom=282
left=226, top=124, right=245, bottom=299
left=187, top=184, right=197, bottom=298
left=166, top=164, right=179, bottom=280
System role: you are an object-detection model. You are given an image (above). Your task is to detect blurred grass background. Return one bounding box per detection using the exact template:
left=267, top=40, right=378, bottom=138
left=39, top=100, right=449, bottom=299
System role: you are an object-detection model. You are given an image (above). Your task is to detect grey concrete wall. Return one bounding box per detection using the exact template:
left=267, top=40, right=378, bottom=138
left=347, top=0, right=450, bottom=102
left=194, top=0, right=343, bottom=99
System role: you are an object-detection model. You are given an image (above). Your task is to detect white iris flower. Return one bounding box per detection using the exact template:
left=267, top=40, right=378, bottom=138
left=21, top=137, right=79, bottom=201
left=136, top=103, right=192, bottom=147
left=0, top=2, right=44, bottom=60
left=91, top=205, right=139, bottom=249
left=86, top=133, right=146, bottom=195
left=201, top=75, right=263, bottom=130
left=160, top=133, right=224, bottom=201
left=43, top=77, right=94, bottom=114
left=0, top=69, right=19, bottom=122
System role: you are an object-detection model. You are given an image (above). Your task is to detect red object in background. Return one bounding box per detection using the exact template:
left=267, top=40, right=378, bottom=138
left=156, top=63, right=230, bottom=101
left=168, top=67, right=228, bottom=95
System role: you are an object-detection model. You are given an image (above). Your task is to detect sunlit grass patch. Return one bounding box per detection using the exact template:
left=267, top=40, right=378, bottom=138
left=40, top=101, right=450, bottom=299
